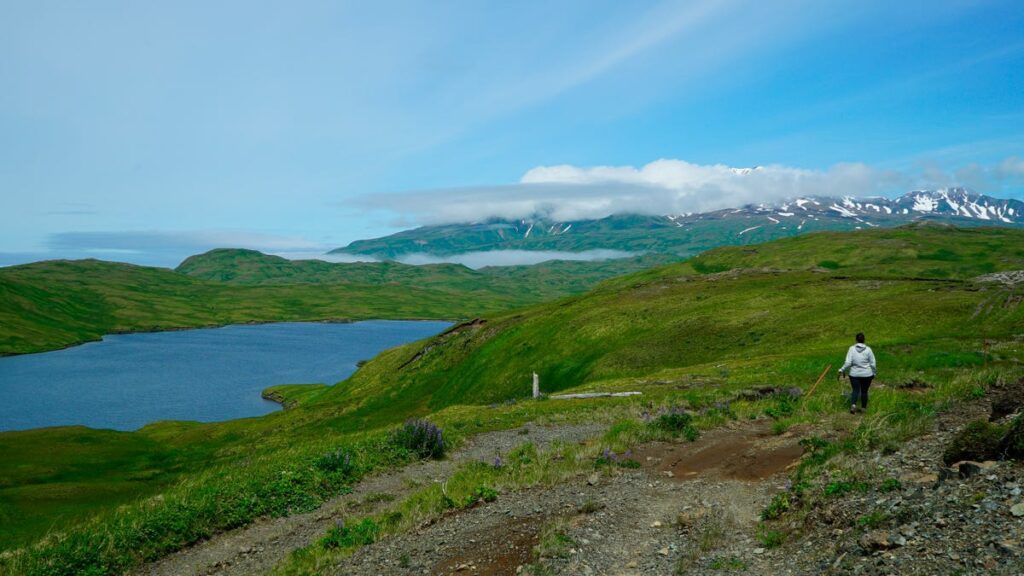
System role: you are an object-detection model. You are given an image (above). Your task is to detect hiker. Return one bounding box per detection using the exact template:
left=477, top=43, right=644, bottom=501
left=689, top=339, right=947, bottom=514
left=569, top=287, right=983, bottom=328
left=838, top=332, right=876, bottom=414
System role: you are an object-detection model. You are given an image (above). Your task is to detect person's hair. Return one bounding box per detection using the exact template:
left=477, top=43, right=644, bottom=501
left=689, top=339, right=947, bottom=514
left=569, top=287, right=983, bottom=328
left=855, top=332, right=865, bottom=343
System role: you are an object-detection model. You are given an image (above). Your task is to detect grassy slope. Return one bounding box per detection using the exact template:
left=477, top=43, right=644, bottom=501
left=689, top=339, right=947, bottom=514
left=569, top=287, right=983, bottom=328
left=176, top=248, right=675, bottom=296
left=323, top=225, right=1024, bottom=427
left=0, top=253, right=668, bottom=356
left=335, top=213, right=869, bottom=258
left=334, top=210, right=1023, bottom=259
left=2, top=225, right=1022, bottom=568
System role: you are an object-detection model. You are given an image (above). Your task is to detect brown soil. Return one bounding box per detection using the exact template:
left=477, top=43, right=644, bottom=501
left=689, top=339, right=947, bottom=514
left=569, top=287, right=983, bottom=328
left=634, top=422, right=805, bottom=481
left=431, top=516, right=543, bottom=575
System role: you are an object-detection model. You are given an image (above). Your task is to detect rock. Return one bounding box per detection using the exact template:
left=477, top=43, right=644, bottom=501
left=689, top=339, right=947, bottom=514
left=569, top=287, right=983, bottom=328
left=1010, top=503, right=1024, bottom=517
left=901, top=469, right=937, bottom=481
left=898, top=524, right=916, bottom=538
left=650, top=520, right=663, bottom=528
left=954, top=461, right=982, bottom=479
left=676, top=507, right=707, bottom=527
left=859, top=530, right=897, bottom=551
left=587, top=473, right=599, bottom=486
left=626, top=561, right=638, bottom=568
left=657, top=547, right=670, bottom=556
left=753, top=547, right=765, bottom=554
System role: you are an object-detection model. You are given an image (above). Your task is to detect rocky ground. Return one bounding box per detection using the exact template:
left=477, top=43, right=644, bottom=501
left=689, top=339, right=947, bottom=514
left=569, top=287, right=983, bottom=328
left=323, top=403, right=1024, bottom=575
left=137, top=391, right=1024, bottom=576
left=134, top=423, right=605, bottom=576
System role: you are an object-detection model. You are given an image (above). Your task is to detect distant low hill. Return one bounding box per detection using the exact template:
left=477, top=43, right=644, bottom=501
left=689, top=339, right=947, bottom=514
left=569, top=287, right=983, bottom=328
left=0, top=251, right=672, bottom=356
left=331, top=188, right=1024, bottom=259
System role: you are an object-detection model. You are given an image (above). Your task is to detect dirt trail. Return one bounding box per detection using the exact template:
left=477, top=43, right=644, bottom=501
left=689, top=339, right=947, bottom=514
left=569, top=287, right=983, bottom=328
left=134, top=423, right=604, bottom=576
left=331, top=420, right=808, bottom=575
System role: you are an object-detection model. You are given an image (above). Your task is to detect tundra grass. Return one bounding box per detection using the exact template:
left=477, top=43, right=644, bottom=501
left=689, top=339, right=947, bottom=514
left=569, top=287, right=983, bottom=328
left=0, top=254, right=660, bottom=356
left=2, top=225, right=1022, bottom=574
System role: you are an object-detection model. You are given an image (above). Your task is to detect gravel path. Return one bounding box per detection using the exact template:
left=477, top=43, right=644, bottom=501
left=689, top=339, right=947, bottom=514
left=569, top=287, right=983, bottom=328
left=322, top=419, right=805, bottom=575
left=134, top=422, right=605, bottom=576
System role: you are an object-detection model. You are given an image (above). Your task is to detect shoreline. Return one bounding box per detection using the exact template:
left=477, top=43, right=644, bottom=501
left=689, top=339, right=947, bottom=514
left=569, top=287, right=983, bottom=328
left=0, top=317, right=459, bottom=358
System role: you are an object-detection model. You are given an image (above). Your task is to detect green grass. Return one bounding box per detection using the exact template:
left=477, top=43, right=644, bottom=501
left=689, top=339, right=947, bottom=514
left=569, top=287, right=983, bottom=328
left=0, top=252, right=669, bottom=356
left=1, top=224, right=1022, bottom=575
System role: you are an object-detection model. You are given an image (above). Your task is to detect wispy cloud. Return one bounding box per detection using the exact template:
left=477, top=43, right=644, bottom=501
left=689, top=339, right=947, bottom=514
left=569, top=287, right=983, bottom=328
left=393, top=249, right=637, bottom=269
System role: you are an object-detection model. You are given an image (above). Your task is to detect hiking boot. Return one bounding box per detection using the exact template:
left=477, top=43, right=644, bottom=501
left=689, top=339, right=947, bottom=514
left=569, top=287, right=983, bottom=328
left=850, top=405, right=857, bottom=414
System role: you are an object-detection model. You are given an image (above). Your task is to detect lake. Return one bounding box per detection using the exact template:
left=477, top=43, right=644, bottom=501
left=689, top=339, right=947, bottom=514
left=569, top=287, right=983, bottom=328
left=0, top=320, right=451, bottom=432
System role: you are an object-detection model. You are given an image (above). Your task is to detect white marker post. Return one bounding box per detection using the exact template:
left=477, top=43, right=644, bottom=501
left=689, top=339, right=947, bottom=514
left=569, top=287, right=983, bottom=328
left=532, top=372, right=540, bottom=398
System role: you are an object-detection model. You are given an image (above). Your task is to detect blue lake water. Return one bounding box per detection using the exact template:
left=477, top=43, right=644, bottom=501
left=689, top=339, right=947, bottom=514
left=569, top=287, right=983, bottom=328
left=0, top=320, right=451, bottom=432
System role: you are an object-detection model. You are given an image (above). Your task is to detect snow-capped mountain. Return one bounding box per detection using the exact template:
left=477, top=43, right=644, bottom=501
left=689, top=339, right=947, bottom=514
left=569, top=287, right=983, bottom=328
left=678, top=188, right=1018, bottom=228
left=332, top=189, right=1023, bottom=259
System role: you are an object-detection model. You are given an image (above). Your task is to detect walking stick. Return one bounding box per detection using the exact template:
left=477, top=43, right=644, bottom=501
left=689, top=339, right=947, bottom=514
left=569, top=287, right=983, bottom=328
left=804, top=364, right=832, bottom=402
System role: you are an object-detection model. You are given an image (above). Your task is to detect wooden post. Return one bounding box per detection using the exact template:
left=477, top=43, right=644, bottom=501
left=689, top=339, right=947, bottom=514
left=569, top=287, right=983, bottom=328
left=532, top=372, right=540, bottom=398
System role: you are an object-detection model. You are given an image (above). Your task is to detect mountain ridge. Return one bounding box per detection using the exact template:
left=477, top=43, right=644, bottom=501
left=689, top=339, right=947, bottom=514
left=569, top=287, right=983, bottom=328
left=332, top=188, right=1024, bottom=259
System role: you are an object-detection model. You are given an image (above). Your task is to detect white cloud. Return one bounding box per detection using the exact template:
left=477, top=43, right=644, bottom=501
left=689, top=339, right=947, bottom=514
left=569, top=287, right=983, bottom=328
left=393, top=249, right=637, bottom=269
left=365, top=159, right=908, bottom=224
left=998, top=156, right=1024, bottom=178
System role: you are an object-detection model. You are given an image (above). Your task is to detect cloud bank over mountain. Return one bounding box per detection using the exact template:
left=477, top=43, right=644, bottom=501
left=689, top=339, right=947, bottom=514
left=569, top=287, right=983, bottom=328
left=363, top=157, right=1024, bottom=225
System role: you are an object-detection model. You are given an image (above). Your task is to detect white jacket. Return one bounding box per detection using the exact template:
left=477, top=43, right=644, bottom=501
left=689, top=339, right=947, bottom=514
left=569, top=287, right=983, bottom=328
left=840, top=343, right=876, bottom=378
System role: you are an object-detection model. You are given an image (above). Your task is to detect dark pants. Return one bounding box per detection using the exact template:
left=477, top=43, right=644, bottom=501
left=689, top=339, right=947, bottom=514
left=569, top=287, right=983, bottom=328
left=849, top=376, right=873, bottom=408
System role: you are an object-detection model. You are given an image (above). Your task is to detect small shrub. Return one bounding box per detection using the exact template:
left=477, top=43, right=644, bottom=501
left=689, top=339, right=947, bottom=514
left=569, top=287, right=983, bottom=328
left=460, top=486, right=498, bottom=507
left=818, top=260, right=841, bottom=270
left=391, top=419, right=446, bottom=459
left=321, top=518, right=379, bottom=550
left=1000, top=414, right=1024, bottom=460
left=823, top=480, right=870, bottom=497
left=578, top=498, right=604, bottom=514
left=856, top=510, right=889, bottom=529
left=534, top=519, right=575, bottom=559
left=942, top=419, right=1005, bottom=465
left=314, top=449, right=356, bottom=477
left=761, top=493, right=791, bottom=521
left=878, top=478, right=902, bottom=493
left=757, top=527, right=785, bottom=548
left=765, top=396, right=798, bottom=420
left=594, top=448, right=641, bottom=468
left=651, top=408, right=701, bottom=441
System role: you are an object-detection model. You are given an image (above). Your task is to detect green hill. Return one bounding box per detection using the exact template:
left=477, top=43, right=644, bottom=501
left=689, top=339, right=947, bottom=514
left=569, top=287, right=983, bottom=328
left=322, top=224, right=1024, bottom=423
left=0, top=252, right=670, bottom=356
left=2, top=225, right=1022, bottom=574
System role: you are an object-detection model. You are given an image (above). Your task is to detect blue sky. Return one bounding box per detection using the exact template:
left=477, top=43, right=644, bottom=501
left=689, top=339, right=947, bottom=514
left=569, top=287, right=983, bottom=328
left=1, top=0, right=1022, bottom=266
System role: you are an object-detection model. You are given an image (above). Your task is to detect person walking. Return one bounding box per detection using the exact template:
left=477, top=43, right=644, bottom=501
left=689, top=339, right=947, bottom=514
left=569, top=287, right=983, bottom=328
left=838, top=332, right=876, bottom=414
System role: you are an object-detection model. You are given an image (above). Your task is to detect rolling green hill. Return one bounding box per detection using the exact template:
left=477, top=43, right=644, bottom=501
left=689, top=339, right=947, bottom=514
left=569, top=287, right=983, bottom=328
left=2, top=225, right=1022, bottom=574
left=0, top=252, right=671, bottom=356
left=320, top=224, right=1024, bottom=423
